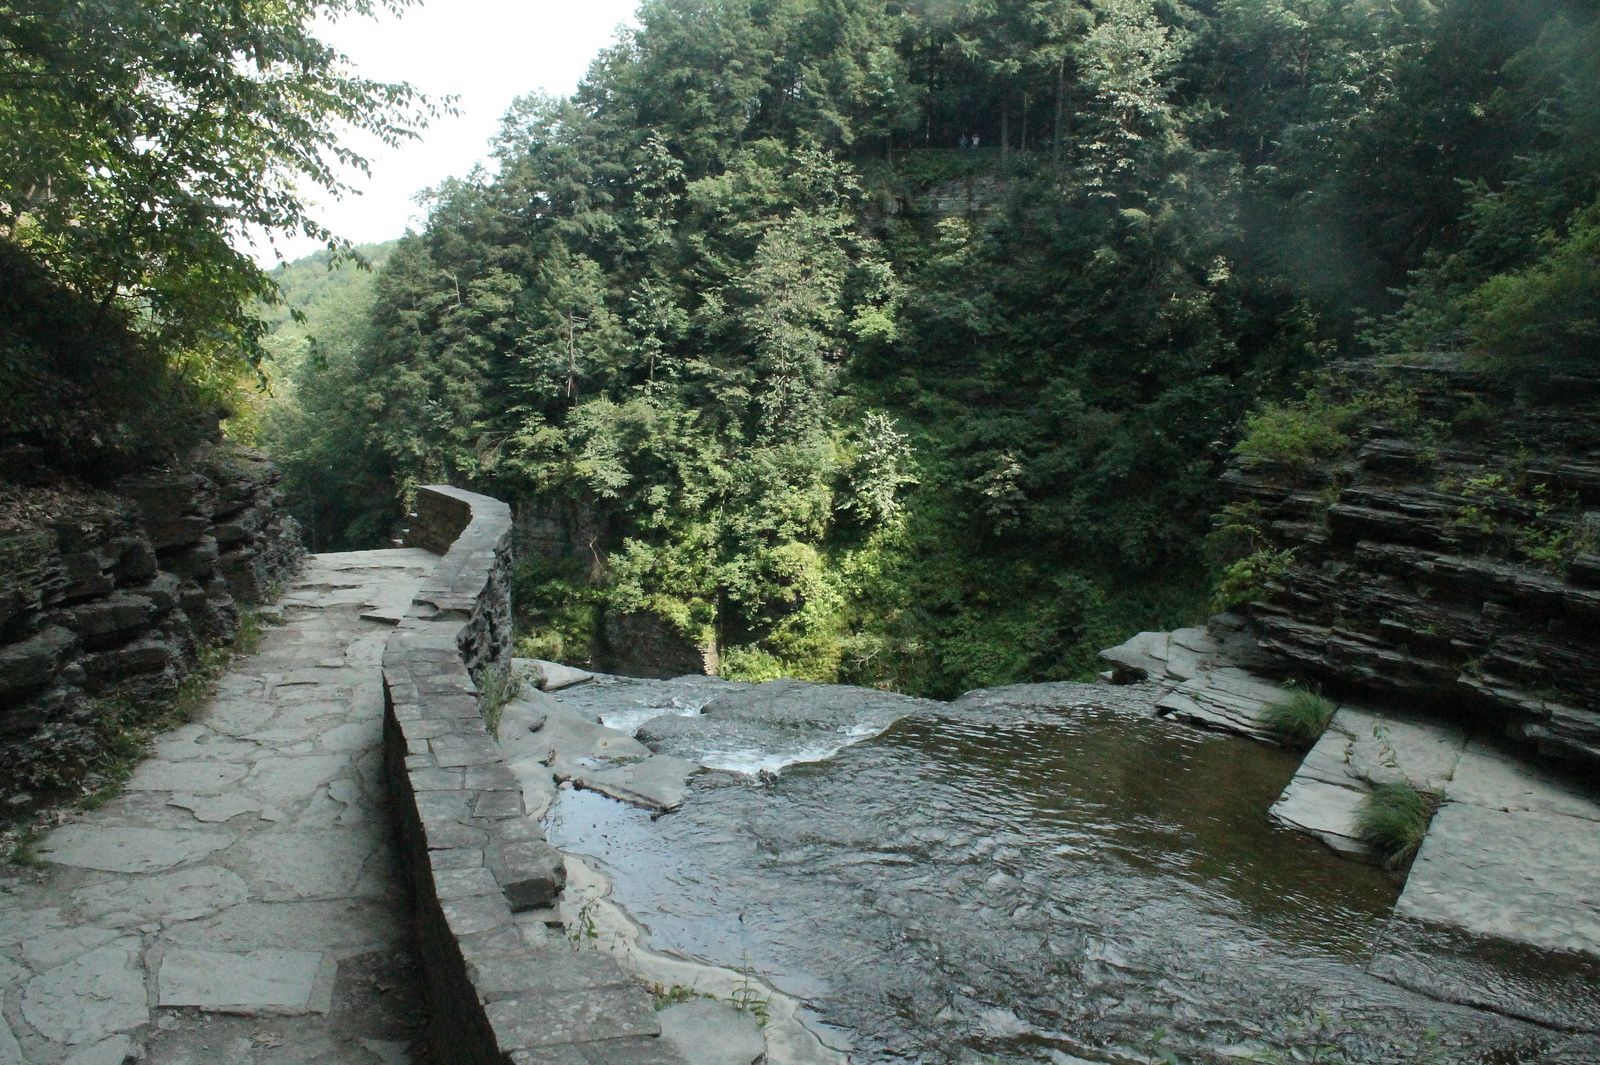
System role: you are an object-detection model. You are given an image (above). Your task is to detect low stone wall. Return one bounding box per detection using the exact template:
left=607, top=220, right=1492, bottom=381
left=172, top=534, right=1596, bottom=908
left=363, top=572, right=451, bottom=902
left=0, top=443, right=302, bottom=802
left=383, top=486, right=583, bottom=1064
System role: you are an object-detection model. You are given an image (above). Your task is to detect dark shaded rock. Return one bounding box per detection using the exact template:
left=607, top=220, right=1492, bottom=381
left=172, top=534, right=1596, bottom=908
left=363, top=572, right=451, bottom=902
left=135, top=572, right=185, bottom=614
left=81, top=635, right=179, bottom=684
left=163, top=535, right=220, bottom=579
left=111, top=535, right=159, bottom=583
left=0, top=530, right=64, bottom=634
left=598, top=610, right=718, bottom=680
left=1225, top=358, right=1600, bottom=770
left=0, top=624, right=76, bottom=697
left=57, top=591, right=156, bottom=649
left=0, top=443, right=302, bottom=801
left=122, top=471, right=214, bottom=525
left=213, top=505, right=266, bottom=546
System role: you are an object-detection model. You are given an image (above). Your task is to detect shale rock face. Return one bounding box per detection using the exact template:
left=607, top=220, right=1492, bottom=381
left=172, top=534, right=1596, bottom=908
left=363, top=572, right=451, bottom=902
left=1225, top=357, right=1600, bottom=769
left=0, top=444, right=303, bottom=801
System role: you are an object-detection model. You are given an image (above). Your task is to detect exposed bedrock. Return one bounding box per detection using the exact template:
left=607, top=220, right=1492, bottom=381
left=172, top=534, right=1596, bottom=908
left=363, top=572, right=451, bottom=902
left=0, top=444, right=304, bottom=801
left=1218, top=358, right=1600, bottom=771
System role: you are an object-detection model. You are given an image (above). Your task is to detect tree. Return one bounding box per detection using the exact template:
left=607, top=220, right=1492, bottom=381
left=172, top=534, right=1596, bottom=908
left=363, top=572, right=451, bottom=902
left=519, top=242, right=623, bottom=403
left=0, top=0, right=441, bottom=373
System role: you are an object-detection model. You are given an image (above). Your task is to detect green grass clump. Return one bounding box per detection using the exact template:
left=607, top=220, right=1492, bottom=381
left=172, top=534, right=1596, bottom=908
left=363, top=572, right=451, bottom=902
left=1357, top=781, right=1439, bottom=870
left=1260, top=687, right=1337, bottom=747
left=477, top=662, right=522, bottom=738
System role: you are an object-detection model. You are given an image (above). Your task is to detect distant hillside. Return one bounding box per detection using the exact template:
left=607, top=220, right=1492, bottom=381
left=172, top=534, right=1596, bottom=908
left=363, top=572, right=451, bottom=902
left=261, top=241, right=397, bottom=342
left=251, top=240, right=401, bottom=550
left=246, top=240, right=400, bottom=410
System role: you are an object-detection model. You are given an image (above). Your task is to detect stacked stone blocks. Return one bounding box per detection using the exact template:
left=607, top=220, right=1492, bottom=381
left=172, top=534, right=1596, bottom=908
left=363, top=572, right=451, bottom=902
left=384, top=485, right=678, bottom=1064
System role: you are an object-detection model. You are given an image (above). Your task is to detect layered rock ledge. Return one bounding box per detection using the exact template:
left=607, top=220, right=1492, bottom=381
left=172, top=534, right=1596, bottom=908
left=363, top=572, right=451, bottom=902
left=1219, top=357, right=1600, bottom=769
left=0, top=444, right=303, bottom=803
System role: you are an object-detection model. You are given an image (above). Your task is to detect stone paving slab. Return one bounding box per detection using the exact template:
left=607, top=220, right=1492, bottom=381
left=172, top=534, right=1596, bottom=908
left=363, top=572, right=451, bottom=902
left=156, top=947, right=327, bottom=1013
left=1268, top=706, right=1467, bottom=861
left=484, top=987, right=660, bottom=1050
left=37, top=826, right=235, bottom=874
left=1397, top=801, right=1600, bottom=956
left=0, top=550, right=437, bottom=1064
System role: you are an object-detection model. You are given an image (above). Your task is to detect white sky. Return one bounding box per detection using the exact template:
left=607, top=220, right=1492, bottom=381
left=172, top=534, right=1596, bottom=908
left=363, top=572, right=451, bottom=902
left=246, top=0, right=639, bottom=264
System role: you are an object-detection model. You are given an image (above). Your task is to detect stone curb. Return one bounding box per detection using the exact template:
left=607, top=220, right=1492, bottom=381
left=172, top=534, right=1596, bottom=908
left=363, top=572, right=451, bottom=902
left=383, top=486, right=678, bottom=1064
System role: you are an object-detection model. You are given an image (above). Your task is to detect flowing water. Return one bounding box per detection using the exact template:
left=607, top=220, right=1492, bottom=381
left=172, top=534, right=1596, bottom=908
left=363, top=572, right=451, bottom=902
left=545, top=678, right=1579, bottom=1064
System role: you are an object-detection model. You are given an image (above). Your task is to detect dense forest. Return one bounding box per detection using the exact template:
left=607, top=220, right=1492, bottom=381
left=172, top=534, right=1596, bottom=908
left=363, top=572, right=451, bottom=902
left=257, top=0, right=1600, bottom=698
left=7, top=1, right=1592, bottom=699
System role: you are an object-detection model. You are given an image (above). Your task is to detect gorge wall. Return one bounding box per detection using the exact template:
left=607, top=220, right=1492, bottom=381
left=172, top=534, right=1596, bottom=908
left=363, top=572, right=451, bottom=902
left=512, top=495, right=718, bottom=679
left=0, top=444, right=303, bottom=802
left=1225, top=357, right=1600, bottom=770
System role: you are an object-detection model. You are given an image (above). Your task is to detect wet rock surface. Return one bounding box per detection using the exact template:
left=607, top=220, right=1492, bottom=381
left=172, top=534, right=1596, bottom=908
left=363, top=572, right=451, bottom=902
left=656, top=1000, right=765, bottom=1065
left=544, top=672, right=1596, bottom=1063
left=1104, top=620, right=1600, bottom=993
left=0, top=550, right=434, bottom=1065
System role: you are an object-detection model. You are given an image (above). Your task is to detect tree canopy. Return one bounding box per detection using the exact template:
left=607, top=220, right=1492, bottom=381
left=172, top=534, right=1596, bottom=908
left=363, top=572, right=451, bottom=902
left=0, top=0, right=440, bottom=382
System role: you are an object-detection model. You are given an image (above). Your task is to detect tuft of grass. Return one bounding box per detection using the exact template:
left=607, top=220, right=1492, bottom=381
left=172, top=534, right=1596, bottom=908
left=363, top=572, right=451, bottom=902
left=1260, top=686, right=1337, bottom=747
left=651, top=983, right=714, bottom=1011
left=477, top=661, right=522, bottom=738
left=234, top=607, right=271, bottom=656
left=567, top=895, right=600, bottom=947
left=1356, top=781, right=1439, bottom=871
left=3, top=825, right=45, bottom=868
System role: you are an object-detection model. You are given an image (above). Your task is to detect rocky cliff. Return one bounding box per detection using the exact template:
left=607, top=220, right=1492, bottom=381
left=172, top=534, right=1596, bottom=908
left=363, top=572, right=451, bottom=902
left=0, top=444, right=302, bottom=803
left=1220, top=355, right=1600, bottom=769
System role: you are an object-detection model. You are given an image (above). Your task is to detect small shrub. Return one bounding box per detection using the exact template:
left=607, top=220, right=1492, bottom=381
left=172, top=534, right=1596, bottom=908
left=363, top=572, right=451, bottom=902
left=1260, top=686, right=1337, bottom=747
left=1448, top=396, right=1497, bottom=438
left=1356, top=781, right=1440, bottom=870
left=511, top=555, right=603, bottom=667
left=1442, top=468, right=1598, bottom=574
left=719, top=645, right=789, bottom=683
left=1212, top=546, right=1295, bottom=611
left=3, top=825, right=44, bottom=868
left=1234, top=381, right=1423, bottom=473
left=651, top=983, right=713, bottom=1011
left=1235, top=402, right=1356, bottom=470
left=234, top=608, right=270, bottom=656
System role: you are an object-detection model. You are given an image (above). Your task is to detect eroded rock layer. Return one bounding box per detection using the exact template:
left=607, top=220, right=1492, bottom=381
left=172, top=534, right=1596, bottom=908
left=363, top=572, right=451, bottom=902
left=0, top=444, right=303, bottom=801
left=1225, top=358, right=1600, bottom=770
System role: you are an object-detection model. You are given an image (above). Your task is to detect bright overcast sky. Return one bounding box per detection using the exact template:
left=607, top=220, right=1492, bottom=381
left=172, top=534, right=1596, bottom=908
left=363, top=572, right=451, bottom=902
left=248, top=0, right=639, bottom=264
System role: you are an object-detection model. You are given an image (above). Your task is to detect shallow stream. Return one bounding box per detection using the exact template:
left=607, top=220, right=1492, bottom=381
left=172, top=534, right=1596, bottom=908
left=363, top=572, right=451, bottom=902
left=544, top=678, right=1579, bottom=1063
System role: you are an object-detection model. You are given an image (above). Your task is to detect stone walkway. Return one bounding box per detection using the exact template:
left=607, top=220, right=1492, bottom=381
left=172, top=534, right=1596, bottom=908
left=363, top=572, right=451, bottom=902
left=0, top=550, right=436, bottom=1065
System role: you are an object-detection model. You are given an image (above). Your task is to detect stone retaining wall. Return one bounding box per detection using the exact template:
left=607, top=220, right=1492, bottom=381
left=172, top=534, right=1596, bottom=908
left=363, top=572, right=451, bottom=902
left=0, top=444, right=303, bottom=802
left=383, top=486, right=586, bottom=1064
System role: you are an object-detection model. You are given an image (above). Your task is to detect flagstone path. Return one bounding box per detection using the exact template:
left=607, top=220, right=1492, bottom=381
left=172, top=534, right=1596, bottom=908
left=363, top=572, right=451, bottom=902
left=0, top=550, right=437, bottom=1065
